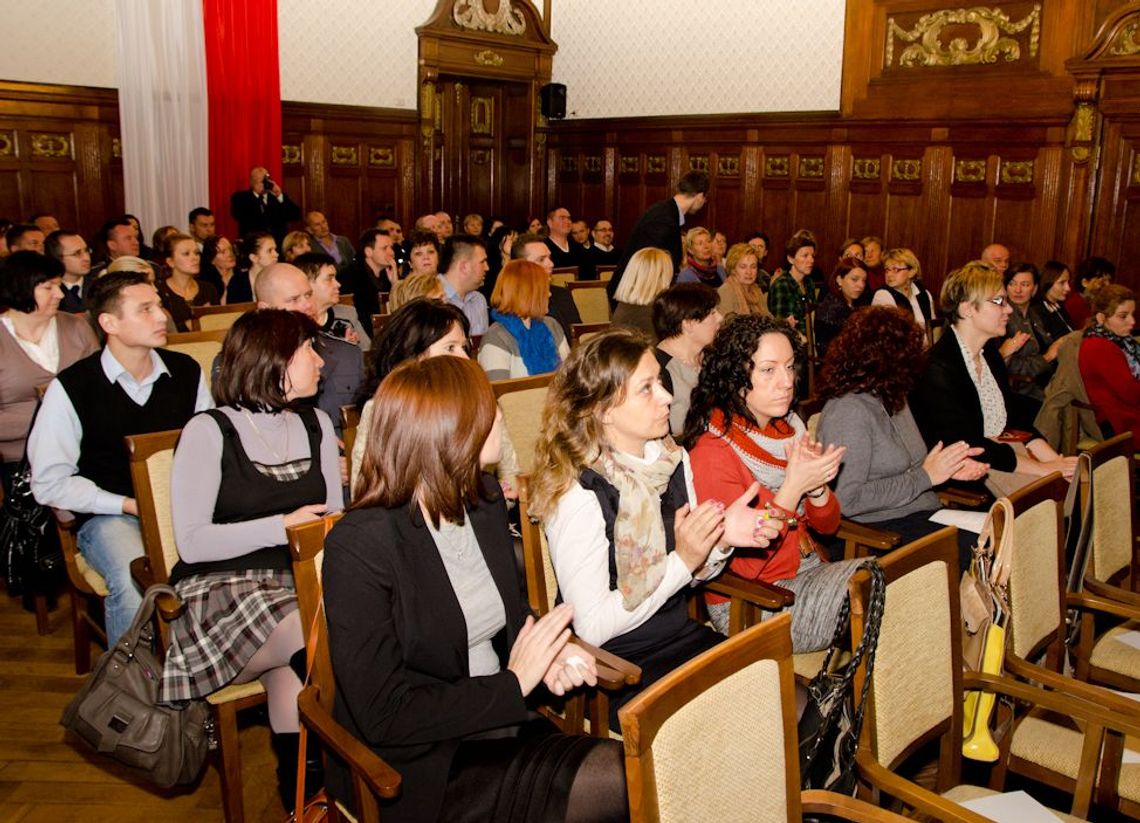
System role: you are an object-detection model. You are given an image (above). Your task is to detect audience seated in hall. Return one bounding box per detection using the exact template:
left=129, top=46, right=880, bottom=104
left=610, top=247, right=673, bottom=342
left=570, top=218, right=590, bottom=249
left=909, top=260, right=1076, bottom=498
left=374, top=214, right=407, bottom=271
left=438, top=233, right=490, bottom=336
left=281, top=230, right=311, bottom=262
left=199, top=234, right=251, bottom=305
left=544, top=206, right=595, bottom=281
left=7, top=223, right=45, bottom=254
left=29, top=212, right=60, bottom=236
left=1078, top=283, right=1140, bottom=450
left=511, top=232, right=582, bottom=339
left=462, top=212, right=483, bottom=236
left=1067, top=255, right=1116, bottom=329
left=388, top=271, right=444, bottom=312
left=155, top=232, right=219, bottom=332
left=860, top=234, right=885, bottom=295
left=676, top=227, right=726, bottom=287
left=433, top=210, right=454, bottom=242
left=816, top=306, right=985, bottom=570
left=836, top=237, right=864, bottom=265
left=653, top=282, right=723, bottom=436
left=1032, top=259, right=1077, bottom=342
left=813, top=257, right=867, bottom=355
left=478, top=259, right=569, bottom=381
left=403, top=228, right=441, bottom=280
left=717, top=242, right=770, bottom=320
left=242, top=231, right=279, bottom=296
left=158, top=309, right=342, bottom=814
left=1000, top=262, right=1062, bottom=402
left=28, top=270, right=211, bottom=647
left=683, top=315, right=859, bottom=650
left=744, top=231, right=773, bottom=292
left=530, top=329, right=776, bottom=730
left=46, top=229, right=94, bottom=313
left=482, top=223, right=517, bottom=299
left=767, top=230, right=818, bottom=331
left=980, top=242, right=1011, bottom=276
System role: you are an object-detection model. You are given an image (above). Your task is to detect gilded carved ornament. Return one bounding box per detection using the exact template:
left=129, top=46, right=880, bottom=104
left=1132, top=155, right=1140, bottom=186
left=282, top=145, right=302, bottom=165
left=620, top=156, right=640, bottom=174
left=331, top=146, right=359, bottom=166
left=717, top=156, right=740, bottom=177
left=647, top=156, right=666, bottom=174
left=452, top=0, right=526, bottom=35
left=1000, top=159, right=1034, bottom=184
left=892, top=159, right=922, bottom=181
left=765, top=156, right=790, bottom=177
left=954, top=158, right=987, bottom=183
left=886, top=5, right=1041, bottom=68
left=1110, top=20, right=1140, bottom=56
left=474, top=50, right=505, bottom=67
left=471, top=97, right=495, bottom=135
left=561, top=156, right=577, bottom=173
left=799, top=157, right=824, bottom=178
left=853, top=158, right=881, bottom=179
left=584, top=156, right=603, bottom=174
left=369, top=147, right=395, bottom=167
left=0, top=131, right=13, bottom=157
left=30, top=132, right=72, bottom=159
left=689, top=155, right=709, bottom=173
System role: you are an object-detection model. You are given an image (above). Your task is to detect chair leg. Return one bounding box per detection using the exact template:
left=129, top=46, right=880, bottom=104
left=34, top=592, right=51, bottom=635
left=70, top=588, right=90, bottom=675
left=214, top=701, right=246, bottom=823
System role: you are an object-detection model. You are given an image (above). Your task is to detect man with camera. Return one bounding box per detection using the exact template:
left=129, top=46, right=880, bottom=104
left=230, top=165, right=301, bottom=246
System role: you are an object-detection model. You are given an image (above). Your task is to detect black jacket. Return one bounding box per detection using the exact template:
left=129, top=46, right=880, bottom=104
left=608, top=198, right=683, bottom=299
left=229, top=189, right=301, bottom=244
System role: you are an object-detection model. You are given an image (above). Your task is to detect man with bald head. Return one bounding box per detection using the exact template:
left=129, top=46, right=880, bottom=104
left=433, top=211, right=453, bottom=242
left=255, top=263, right=362, bottom=437
left=981, top=243, right=1011, bottom=275
left=231, top=165, right=301, bottom=245
left=305, top=210, right=355, bottom=269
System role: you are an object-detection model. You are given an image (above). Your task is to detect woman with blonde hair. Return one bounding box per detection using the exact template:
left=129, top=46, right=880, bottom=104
left=871, top=247, right=934, bottom=332
left=611, top=247, right=674, bottom=341
left=676, top=227, right=725, bottom=287
left=478, top=259, right=569, bottom=380
left=281, top=230, right=311, bottom=261
left=1079, top=283, right=1140, bottom=449
left=387, top=272, right=444, bottom=311
left=717, top=242, right=770, bottom=318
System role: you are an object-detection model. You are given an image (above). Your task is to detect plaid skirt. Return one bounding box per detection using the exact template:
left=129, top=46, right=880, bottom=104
left=158, top=569, right=297, bottom=704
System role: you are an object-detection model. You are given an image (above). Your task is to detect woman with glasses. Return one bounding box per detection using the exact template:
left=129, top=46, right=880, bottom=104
left=910, top=261, right=1076, bottom=496
left=870, top=247, right=934, bottom=335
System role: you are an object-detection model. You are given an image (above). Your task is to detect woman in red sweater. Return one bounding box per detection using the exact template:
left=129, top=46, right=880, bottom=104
left=1079, top=284, right=1139, bottom=449
left=682, top=314, right=859, bottom=652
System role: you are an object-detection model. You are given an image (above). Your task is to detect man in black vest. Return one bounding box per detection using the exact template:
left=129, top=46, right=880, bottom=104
left=28, top=271, right=212, bottom=646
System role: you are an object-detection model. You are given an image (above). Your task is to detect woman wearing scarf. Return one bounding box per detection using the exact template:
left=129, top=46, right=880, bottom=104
left=676, top=227, right=726, bottom=287
left=1079, top=284, right=1140, bottom=449
left=682, top=314, right=860, bottom=652
left=478, top=259, right=569, bottom=381
left=717, top=243, right=771, bottom=319
left=529, top=329, right=777, bottom=729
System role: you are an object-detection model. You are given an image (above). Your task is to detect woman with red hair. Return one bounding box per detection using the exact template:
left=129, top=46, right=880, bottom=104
left=478, top=259, right=569, bottom=380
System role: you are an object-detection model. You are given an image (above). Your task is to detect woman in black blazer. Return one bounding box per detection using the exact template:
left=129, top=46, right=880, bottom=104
left=910, top=260, right=1076, bottom=486
left=322, top=356, right=626, bottom=823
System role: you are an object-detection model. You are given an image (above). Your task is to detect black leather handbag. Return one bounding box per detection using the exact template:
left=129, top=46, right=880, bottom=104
left=60, top=584, right=211, bottom=788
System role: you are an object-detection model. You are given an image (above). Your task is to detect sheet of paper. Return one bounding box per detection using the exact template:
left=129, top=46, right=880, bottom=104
left=929, top=508, right=987, bottom=534
left=1112, top=629, right=1140, bottom=651
left=958, top=790, right=1062, bottom=822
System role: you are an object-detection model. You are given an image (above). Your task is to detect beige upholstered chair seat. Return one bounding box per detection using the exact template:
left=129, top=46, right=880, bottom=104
left=1088, top=622, right=1140, bottom=676
left=205, top=680, right=266, bottom=705
left=74, top=553, right=110, bottom=596
left=1010, top=716, right=1140, bottom=804
left=941, top=783, right=1082, bottom=822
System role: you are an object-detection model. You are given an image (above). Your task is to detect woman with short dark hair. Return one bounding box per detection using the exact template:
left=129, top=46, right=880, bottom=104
left=159, top=309, right=342, bottom=812
left=814, top=257, right=867, bottom=354
left=0, top=251, right=99, bottom=494
left=1000, top=263, right=1062, bottom=401
left=652, top=282, right=722, bottom=434
left=1032, top=260, right=1075, bottom=341
left=324, top=355, right=627, bottom=822
left=199, top=235, right=250, bottom=304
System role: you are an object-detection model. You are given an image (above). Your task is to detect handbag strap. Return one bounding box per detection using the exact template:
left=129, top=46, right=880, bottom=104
left=114, top=583, right=177, bottom=657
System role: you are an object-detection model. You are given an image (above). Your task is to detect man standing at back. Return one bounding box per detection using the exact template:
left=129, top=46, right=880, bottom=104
left=28, top=271, right=211, bottom=646
left=607, top=170, right=710, bottom=299
left=438, top=234, right=490, bottom=335
left=231, top=165, right=301, bottom=244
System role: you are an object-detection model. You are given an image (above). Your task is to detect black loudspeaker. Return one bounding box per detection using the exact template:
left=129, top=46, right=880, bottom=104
left=540, top=83, right=567, bottom=120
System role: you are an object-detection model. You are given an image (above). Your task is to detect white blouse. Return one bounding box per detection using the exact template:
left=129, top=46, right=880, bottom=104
left=953, top=327, right=1007, bottom=437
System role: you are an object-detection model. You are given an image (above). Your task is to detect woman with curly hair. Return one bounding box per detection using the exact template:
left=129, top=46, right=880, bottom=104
left=528, top=329, right=774, bottom=728
left=681, top=314, right=856, bottom=651
left=816, top=307, right=987, bottom=567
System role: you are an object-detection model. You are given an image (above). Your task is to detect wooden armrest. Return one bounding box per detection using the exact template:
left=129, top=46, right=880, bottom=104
left=52, top=508, right=77, bottom=530
left=571, top=636, right=641, bottom=688
left=297, top=686, right=401, bottom=799
left=855, top=754, right=992, bottom=822
left=968, top=668, right=1140, bottom=728
left=705, top=572, right=794, bottom=609
left=1071, top=399, right=1097, bottom=411
left=1067, top=590, right=1140, bottom=622
left=836, top=520, right=901, bottom=551
left=800, top=789, right=913, bottom=822
left=937, top=486, right=989, bottom=508
left=1083, top=576, right=1140, bottom=609
left=128, top=557, right=184, bottom=620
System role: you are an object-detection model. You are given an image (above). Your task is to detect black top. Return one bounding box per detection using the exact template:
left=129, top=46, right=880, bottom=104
left=814, top=292, right=853, bottom=355
left=168, top=408, right=326, bottom=584
left=545, top=237, right=595, bottom=281
left=546, top=284, right=581, bottom=340
left=229, top=189, right=301, bottom=244
left=608, top=198, right=683, bottom=299
left=58, top=278, right=91, bottom=314
left=57, top=349, right=200, bottom=500
left=322, top=476, right=530, bottom=823
left=875, top=285, right=933, bottom=324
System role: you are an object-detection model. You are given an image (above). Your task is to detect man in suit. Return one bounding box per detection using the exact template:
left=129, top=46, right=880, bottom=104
left=607, top=170, right=710, bottom=299
left=588, top=219, right=622, bottom=267
left=230, top=165, right=301, bottom=245
left=46, top=229, right=92, bottom=313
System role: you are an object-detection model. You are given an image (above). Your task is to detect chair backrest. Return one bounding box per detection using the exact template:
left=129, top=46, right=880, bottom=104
left=492, top=373, right=553, bottom=474
left=191, top=302, right=254, bottom=332
left=551, top=266, right=578, bottom=287
left=286, top=514, right=344, bottom=709
left=851, top=528, right=962, bottom=777
left=517, top=475, right=558, bottom=615
left=164, top=329, right=227, bottom=388
left=567, top=280, right=611, bottom=324
left=994, top=474, right=1068, bottom=665
left=1082, top=432, right=1136, bottom=584
left=619, top=614, right=801, bottom=823
left=926, top=316, right=946, bottom=348
left=571, top=321, right=611, bottom=349
left=126, top=429, right=183, bottom=581
left=597, top=265, right=616, bottom=282
left=340, top=405, right=361, bottom=501
left=338, top=294, right=355, bottom=306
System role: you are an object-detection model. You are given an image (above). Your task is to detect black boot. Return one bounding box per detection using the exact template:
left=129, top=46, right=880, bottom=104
left=271, top=731, right=300, bottom=814
left=287, top=649, right=325, bottom=807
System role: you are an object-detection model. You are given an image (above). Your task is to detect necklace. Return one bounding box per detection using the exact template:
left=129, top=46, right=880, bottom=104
left=240, top=409, right=290, bottom=464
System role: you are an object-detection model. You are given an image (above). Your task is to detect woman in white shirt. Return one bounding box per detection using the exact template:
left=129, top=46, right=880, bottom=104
left=871, top=247, right=935, bottom=334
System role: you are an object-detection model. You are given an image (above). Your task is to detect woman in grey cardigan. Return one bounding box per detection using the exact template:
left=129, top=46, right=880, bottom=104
left=815, top=306, right=987, bottom=568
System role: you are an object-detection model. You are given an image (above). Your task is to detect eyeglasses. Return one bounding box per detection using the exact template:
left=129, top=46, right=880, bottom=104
left=885, top=265, right=913, bottom=273
left=984, top=295, right=1008, bottom=307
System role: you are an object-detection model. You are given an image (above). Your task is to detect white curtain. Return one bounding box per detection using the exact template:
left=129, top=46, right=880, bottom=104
left=115, top=0, right=208, bottom=240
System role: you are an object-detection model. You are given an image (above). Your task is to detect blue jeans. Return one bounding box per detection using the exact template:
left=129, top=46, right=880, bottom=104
left=77, top=515, right=144, bottom=647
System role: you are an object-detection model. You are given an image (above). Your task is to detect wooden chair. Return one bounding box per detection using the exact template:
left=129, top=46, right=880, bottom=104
left=190, top=301, right=255, bottom=332
left=338, top=293, right=355, bottom=307
left=340, top=405, right=361, bottom=502
left=618, top=613, right=910, bottom=823
left=1064, top=399, right=1105, bottom=455
left=491, top=373, right=553, bottom=475
left=597, top=264, right=616, bottom=282
left=287, top=515, right=403, bottom=822
left=371, top=313, right=390, bottom=339
left=566, top=280, right=611, bottom=324
left=164, top=328, right=227, bottom=388
left=847, top=526, right=1140, bottom=821
left=54, top=509, right=108, bottom=674
left=125, top=429, right=269, bottom=823
left=925, top=315, right=946, bottom=348
left=570, top=321, right=610, bottom=348
left=550, top=266, right=578, bottom=287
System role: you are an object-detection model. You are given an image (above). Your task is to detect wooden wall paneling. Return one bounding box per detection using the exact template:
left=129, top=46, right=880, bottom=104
left=846, top=150, right=887, bottom=248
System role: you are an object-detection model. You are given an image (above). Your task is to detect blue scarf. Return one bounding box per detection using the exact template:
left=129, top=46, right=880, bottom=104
left=491, top=310, right=560, bottom=375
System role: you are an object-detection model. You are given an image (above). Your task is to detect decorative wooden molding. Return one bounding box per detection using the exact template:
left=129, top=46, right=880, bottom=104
left=471, top=96, right=494, bottom=135
left=110, top=137, right=121, bottom=158
left=471, top=148, right=490, bottom=165
left=0, top=131, right=13, bottom=157
left=619, top=156, right=639, bottom=174
left=583, top=155, right=602, bottom=173
left=886, top=4, right=1042, bottom=68
left=452, top=0, right=526, bottom=35
left=473, top=49, right=505, bottom=67
left=368, top=146, right=395, bottom=167
left=765, top=155, right=790, bottom=177
left=853, top=158, right=881, bottom=179
left=282, top=144, right=301, bottom=165
left=1069, top=103, right=1095, bottom=163
left=561, top=156, right=578, bottom=173
left=29, top=132, right=71, bottom=159
left=331, top=145, right=359, bottom=166
left=892, top=158, right=922, bottom=181
left=1000, top=158, right=1034, bottom=184
left=647, top=155, right=666, bottom=174
left=799, top=156, right=824, bottom=178
left=1110, top=20, right=1140, bottom=56
left=689, top=155, right=709, bottom=172
left=1131, top=155, right=1140, bottom=186
left=717, top=155, right=740, bottom=176
left=954, top=158, right=987, bottom=183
